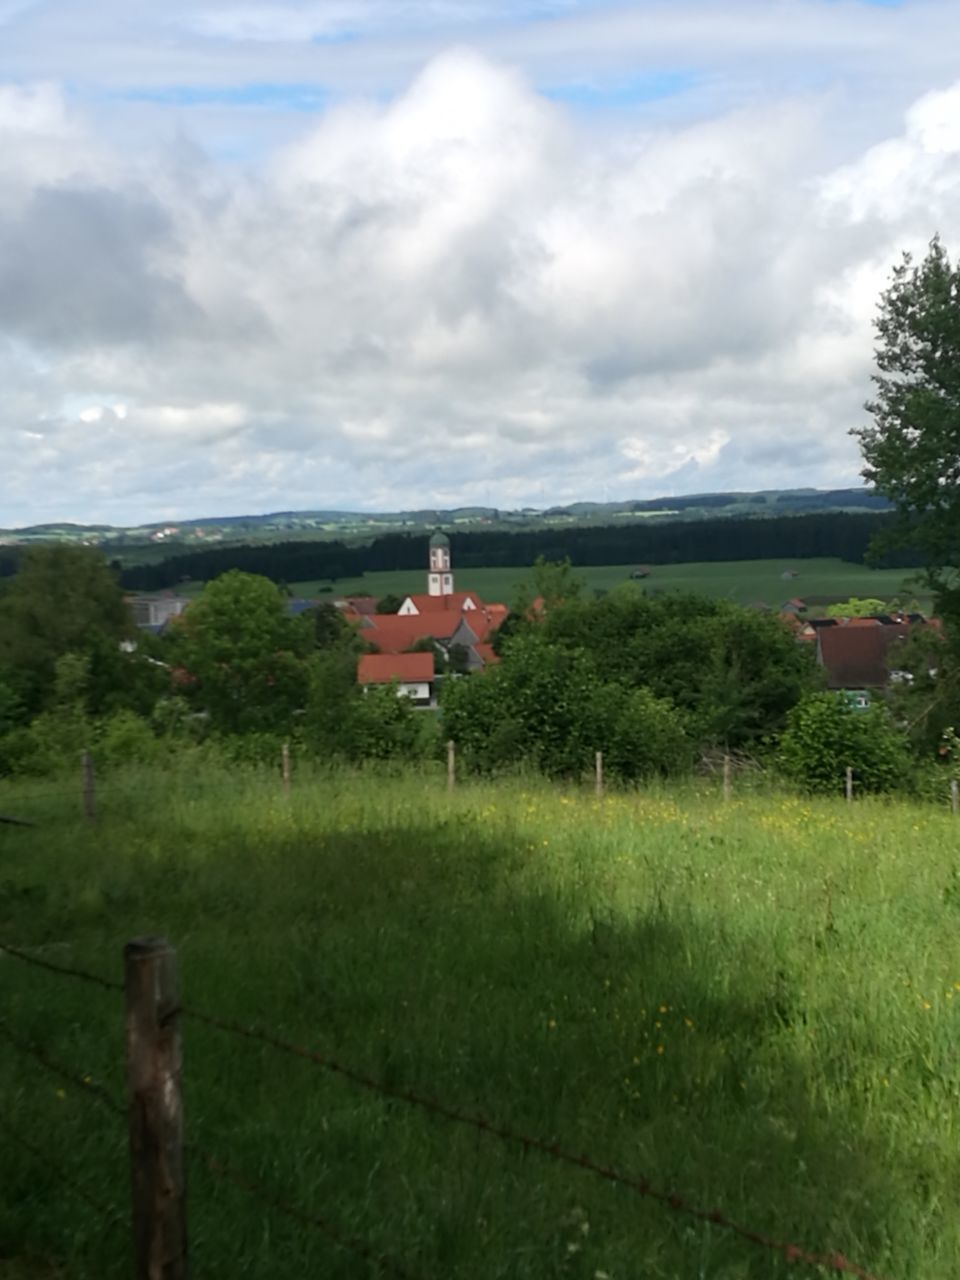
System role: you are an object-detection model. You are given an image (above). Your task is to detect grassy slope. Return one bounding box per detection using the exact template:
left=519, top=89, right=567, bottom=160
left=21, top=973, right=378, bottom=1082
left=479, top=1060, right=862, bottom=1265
left=281, top=557, right=929, bottom=610
left=1, top=763, right=958, bottom=1278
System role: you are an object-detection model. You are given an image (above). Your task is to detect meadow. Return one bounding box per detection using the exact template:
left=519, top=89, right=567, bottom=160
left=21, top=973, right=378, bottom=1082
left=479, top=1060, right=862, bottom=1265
left=1, top=761, right=958, bottom=1279
left=271, top=557, right=927, bottom=610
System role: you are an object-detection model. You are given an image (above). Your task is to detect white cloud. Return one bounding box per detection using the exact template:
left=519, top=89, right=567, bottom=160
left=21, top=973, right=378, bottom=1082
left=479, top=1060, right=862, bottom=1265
left=2, top=17, right=960, bottom=524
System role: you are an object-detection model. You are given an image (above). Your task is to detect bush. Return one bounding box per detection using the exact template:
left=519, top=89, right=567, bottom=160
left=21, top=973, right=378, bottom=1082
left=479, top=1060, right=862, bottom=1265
left=441, top=632, right=691, bottom=781
left=777, top=693, right=910, bottom=794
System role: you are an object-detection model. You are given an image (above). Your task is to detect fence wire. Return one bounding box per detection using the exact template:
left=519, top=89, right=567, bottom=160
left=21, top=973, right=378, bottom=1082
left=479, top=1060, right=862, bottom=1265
left=0, top=938, right=890, bottom=1280
left=0, top=1114, right=124, bottom=1226
left=194, top=1145, right=421, bottom=1280
left=0, top=1019, right=126, bottom=1120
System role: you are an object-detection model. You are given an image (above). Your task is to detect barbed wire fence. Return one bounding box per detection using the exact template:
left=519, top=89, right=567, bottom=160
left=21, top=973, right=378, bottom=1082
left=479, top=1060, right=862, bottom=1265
left=0, top=938, right=890, bottom=1280
left=3, top=741, right=960, bottom=826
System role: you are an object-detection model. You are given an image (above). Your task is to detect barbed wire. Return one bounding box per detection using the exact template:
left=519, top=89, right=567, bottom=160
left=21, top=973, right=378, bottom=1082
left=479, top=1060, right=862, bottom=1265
left=0, top=1021, right=126, bottom=1120
left=0, top=941, right=890, bottom=1279
left=178, top=1004, right=888, bottom=1280
left=0, top=1114, right=124, bottom=1226
left=193, top=1145, right=421, bottom=1280
left=0, top=1006, right=420, bottom=1277
left=0, top=941, right=125, bottom=992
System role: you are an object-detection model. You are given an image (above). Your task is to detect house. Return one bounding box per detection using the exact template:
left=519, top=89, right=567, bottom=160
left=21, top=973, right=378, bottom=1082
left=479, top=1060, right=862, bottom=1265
left=779, top=598, right=807, bottom=615
left=815, top=622, right=916, bottom=703
left=127, top=595, right=190, bottom=630
left=397, top=531, right=484, bottom=615
left=630, top=566, right=652, bottom=580
left=372, top=530, right=507, bottom=670
left=337, top=595, right=379, bottom=616
left=362, top=613, right=463, bottom=653
left=287, top=598, right=319, bottom=617
left=357, top=653, right=435, bottom=706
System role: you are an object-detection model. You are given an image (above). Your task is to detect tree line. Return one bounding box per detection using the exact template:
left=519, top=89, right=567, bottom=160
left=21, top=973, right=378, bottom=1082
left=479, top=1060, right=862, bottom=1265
left=111, top=510, right=919, bottom=592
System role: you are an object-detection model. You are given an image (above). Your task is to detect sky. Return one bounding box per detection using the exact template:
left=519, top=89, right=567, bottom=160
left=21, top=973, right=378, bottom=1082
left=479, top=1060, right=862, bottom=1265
left=1, top=0, right=960, bottom=526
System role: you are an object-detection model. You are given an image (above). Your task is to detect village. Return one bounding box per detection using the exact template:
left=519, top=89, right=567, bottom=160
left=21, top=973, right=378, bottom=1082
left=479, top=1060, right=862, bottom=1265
left=124, top=528, right=938, bottom=714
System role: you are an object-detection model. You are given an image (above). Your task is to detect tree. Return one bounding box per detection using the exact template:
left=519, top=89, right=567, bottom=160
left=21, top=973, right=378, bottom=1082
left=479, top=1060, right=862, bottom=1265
left=853, top=236, right=960, bottom=620
left=536, top=589, right=818, bottom=750
left=778, top=692, right=910, bottom=794
left=376, top=593, right=405, bottom=615
left=825, top=597, right=888, bottom=618
left=441, top=630, right=691, bottom=780
left=171, top=571, right=311, bottom=734
left=0, top=545, right=132, bottom=713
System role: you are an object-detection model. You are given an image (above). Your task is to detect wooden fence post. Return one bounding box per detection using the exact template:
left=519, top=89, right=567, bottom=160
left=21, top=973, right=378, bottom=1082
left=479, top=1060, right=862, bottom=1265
left=595, top=751, right=604, bottom=798
left=124, top=937, right=188, bottom=1280
left=722, top=753, right=732, bottom=803
left=447, top=740, right=456, bottom=792
left=951, top=778, right=958, bottom=816
left=281, top=741, right=291, bottom=795
left=845, top=767, right=854, bottom=804
left=82, top=751, right=96, bottom=822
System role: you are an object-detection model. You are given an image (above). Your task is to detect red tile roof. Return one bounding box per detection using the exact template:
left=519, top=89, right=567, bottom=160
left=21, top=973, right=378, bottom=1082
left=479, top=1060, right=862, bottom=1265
left=475, top=642, right=500, bottom=666
left=363, top=614, right=462, bottom=651
left=402, top=591, right=483, bottom=614
left=340, top=595, right=379, bottom=615
left=817, top=623, right=913, bottom=689
left=357, top=653, right=435, bottom=684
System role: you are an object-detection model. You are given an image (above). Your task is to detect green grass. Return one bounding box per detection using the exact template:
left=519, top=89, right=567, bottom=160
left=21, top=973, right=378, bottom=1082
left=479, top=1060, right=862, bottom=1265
left=278, top=557, right=928, bottom=611
left=2, top=762, right=958, bottom=1278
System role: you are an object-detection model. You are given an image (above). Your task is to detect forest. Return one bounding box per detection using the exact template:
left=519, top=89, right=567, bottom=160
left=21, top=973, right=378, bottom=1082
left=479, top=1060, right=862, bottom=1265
left=105, top=510, right=919, bottom=592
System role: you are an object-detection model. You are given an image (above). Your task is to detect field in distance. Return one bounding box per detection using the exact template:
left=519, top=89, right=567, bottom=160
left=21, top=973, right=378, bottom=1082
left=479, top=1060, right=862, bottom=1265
left=0, top=762, right=956, bottom=1278
left=270, top=556, right=929, bottom=610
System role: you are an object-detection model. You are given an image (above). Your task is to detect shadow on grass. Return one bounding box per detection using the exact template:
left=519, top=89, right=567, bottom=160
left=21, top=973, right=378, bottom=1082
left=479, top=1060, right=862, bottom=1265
left=0, top=812, right=941, bottom=1279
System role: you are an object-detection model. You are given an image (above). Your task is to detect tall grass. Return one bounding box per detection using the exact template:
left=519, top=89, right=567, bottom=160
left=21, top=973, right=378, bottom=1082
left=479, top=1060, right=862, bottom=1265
left=1, top=763, right=958, bottom=1278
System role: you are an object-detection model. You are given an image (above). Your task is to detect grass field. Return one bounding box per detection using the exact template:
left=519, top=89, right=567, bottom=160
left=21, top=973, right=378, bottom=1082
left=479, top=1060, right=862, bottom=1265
left=263, top=557, right=928, bottom=611
left=2, top=762, right=958, bottom=1278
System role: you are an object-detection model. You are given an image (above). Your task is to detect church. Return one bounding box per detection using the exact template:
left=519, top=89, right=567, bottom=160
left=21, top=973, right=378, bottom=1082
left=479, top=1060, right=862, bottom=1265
left=352, top=530, right=507, bottom=683
left=397, top=530, right=484, bottom=616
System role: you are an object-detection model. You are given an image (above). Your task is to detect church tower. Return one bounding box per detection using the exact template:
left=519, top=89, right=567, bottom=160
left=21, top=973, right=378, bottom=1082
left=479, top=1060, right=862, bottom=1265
left=428, top=529, right=454, bottom=597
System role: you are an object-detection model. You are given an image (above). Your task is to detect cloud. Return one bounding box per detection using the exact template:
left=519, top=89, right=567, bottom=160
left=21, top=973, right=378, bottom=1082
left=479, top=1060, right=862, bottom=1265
left=1, top=26, right=960, bottom=524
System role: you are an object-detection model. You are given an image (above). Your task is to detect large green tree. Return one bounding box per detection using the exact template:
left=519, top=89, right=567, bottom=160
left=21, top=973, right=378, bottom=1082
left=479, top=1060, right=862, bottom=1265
left=853, top=236, right=960, bottom=620
left=0, top=545, right=132, bottom=712
left=536, top=589, right=818, bottom=749
left=172, top=571, right=312, bottom=734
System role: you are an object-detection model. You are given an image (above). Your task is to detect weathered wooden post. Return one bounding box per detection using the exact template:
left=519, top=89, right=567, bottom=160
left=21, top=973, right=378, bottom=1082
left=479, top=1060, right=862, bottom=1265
left=82, top=751, right=96, bottom=822
left=951, top=778, right=958, bottom=816
left=595, top=750, right=604, bottom=798
left=281, top=741, right=291, bottom=795
left=722, top=753, right=732, bottom=803
left=845, top=767, right=854, bottom=804
left=447, top=739, right=456, bottom=792
left=124, top=937, right=188, bottom=1280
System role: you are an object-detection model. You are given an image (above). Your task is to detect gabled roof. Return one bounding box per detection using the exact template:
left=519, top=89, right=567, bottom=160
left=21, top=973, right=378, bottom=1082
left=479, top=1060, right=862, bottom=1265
left=475, top=642, right=500, bottom=667
left=363, top=614, right=462, bottom=652
left=339, top=595, right=378, bottom=615
left=816, top=623, right=913, bottom=689
left=402, top=591, right=483, bottom=614
left=357, top=653, right=435, bottom=684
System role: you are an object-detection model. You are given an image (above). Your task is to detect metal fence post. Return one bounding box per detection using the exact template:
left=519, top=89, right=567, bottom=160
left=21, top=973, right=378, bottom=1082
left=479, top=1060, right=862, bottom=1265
left=281, top=741, right=291, bottom=795
left=447, top=739, right=456, bottom=792
left=723, top=753, right=732, bottom=803
left=124, top=937, right=188, bottom=1280
left=595, top=750, right=604, bottom=798
left=845, top=767, right=854, bottom=804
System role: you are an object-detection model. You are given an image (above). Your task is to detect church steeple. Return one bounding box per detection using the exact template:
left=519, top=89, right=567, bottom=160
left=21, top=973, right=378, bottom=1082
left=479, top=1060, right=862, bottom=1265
left=428, top=529, right=453, bottom=597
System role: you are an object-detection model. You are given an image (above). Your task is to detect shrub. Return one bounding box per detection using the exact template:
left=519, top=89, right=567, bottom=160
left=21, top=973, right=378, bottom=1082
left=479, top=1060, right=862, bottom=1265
left=777, top=693, right=910, bottom=794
